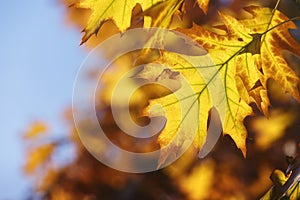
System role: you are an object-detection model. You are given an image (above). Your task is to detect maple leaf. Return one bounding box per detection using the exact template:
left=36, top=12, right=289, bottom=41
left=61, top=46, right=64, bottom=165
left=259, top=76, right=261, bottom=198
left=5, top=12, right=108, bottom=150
left=139, top=6, right=300, bottom=165
left=76, top=0, right=163, bottom=43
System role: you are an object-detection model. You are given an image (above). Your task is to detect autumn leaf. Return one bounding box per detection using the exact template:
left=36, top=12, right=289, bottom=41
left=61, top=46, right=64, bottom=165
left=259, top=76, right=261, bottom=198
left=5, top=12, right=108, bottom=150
left=75, top=0, right=164, bottom=43
left=180, top=6, right=300, bottom=106
left=139, top=6, right=300, bottom=165
left=177, top=6, right=300, bottom=149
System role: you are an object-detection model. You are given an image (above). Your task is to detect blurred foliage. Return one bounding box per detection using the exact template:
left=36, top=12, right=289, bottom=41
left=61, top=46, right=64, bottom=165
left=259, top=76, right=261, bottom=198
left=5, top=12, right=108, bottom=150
left=23, top=0, right=300, bottom=199
left=23, top=121, right=48, bottom=139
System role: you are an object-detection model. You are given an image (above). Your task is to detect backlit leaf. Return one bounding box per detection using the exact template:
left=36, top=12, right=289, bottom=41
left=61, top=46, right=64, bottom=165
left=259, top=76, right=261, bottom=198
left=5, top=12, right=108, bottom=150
left=76, top=0, right=164, bottom=43
left=141, top=6, right=300, bottom=165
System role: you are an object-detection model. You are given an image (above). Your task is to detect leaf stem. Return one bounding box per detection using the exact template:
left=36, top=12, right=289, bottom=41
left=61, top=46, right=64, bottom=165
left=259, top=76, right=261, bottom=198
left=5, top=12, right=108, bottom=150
left=261, top=0, right=281, bottom=43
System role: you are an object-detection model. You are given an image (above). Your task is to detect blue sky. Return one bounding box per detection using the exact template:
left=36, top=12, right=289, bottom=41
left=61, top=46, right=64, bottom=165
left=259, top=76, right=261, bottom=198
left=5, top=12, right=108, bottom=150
left=0, top=0, right=87, bottom=198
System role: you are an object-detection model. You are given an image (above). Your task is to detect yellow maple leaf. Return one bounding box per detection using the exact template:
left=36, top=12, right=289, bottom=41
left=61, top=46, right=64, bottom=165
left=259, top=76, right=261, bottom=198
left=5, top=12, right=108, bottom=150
left=139, top=6, right=300, bottom=165
left=76, top=0, right=163, bottom=43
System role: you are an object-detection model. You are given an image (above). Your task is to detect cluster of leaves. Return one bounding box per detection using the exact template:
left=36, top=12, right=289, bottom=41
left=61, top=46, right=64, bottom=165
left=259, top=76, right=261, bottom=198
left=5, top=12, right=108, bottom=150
left=73, top=0, right=300, bottom=160
left=23, top=0, right=300, bottom=199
